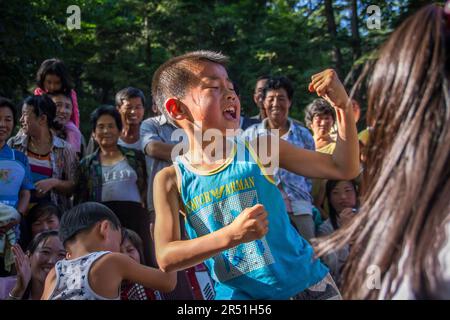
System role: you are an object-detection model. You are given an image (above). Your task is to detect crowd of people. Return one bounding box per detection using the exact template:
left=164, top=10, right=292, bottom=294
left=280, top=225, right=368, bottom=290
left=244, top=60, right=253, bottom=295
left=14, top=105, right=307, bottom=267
left=0, top=2, right=449, bottom=300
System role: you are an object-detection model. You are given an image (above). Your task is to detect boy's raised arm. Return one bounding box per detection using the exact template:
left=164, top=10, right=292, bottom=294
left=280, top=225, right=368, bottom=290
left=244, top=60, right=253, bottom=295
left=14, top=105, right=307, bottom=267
left=275, top=69, right=359, bottom=180
left=153, top=166, right=268, bottom=273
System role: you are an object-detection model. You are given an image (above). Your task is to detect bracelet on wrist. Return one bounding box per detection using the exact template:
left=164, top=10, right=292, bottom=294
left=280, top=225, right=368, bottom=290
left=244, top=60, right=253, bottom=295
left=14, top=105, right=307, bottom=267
left=8, top=291, right=21, bottom=300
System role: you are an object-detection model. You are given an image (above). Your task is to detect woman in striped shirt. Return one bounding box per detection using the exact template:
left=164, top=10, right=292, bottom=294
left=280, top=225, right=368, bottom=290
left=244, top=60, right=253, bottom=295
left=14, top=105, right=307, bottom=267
left=8, top=95, right=78, bottom=213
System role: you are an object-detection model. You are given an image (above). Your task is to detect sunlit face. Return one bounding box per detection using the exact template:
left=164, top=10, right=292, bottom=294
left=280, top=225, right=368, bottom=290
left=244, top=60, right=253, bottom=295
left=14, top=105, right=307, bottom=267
left=51, top=94, right=73, bottom=126
left=93, top=114, right=120, bottom=148
left=180, top=61, right=241, bottom=133
left=0, top=107, right=14, bottom=144
left=29, top=236, right=66, bottom=284
left=117, top=97, right=145, bottom=126
left=253, top=79, right=268, bottom=110
left=329, top=181, right=357, bottom=214
left=20, top=104, right=42, bottom=135
left=120, top=238, right=141, bottom=263
left=43, top=74, right=62, bottom=93
left=311, top=113, right=334, bottom=139
left=263, top=88, right=291, bottom=128
left=31, top=214, right=60, bottom=238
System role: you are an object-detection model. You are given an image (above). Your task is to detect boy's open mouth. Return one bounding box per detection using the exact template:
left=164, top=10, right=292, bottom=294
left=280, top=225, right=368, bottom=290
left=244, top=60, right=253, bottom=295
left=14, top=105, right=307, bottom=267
left=223, top=106, right=237, bottom=120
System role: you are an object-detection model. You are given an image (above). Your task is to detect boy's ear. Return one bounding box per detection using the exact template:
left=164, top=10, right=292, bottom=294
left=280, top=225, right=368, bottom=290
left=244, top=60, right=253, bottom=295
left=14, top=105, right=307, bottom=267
left=98, top=220, right=110, bottom=239
left=165, top=98, right=186, bottom=121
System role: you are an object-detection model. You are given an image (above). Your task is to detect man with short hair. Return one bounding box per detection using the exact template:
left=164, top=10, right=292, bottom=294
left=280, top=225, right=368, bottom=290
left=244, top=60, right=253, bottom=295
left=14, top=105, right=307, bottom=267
left=250, top=75, right=270, bottom=121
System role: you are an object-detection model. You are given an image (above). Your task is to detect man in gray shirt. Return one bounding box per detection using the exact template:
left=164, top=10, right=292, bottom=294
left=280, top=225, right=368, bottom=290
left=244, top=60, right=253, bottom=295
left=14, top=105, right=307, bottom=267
left=141, top=114, right=196, bottom=299
left=140, top=114, right=182, bottom=217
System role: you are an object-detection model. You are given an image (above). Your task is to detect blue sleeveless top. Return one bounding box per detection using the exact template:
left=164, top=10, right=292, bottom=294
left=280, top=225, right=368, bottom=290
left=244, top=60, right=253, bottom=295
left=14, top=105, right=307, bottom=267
left=174, top=138, right=328, bottom=300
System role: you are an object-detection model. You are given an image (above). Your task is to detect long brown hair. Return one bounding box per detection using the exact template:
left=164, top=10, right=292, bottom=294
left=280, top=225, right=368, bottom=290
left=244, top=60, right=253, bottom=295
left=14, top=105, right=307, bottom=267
left=314, top=4, right=450, bottom=299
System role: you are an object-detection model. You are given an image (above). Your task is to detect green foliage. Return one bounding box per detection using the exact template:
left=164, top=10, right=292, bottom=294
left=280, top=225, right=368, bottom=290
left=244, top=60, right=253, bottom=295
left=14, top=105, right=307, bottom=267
left=0, top=0, right=428, bottom=136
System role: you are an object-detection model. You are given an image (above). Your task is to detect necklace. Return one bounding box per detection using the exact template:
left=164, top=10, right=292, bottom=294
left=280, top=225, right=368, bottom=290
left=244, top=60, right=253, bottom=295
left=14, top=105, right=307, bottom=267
left=28, top=136, right=52, bottom=159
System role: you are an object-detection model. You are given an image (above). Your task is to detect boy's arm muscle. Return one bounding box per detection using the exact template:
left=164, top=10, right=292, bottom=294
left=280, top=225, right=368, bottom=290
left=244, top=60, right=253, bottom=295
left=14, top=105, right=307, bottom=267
left=112, top=253, right=177, bottom=292
left=154, top=166, right=232, bottom=272
left=41, top=268, right=56, bottom=300
left=154, top=167, right=268, bottom=273
left=249, top=135, right=344, bottom=180
left=279, top=139, right=353, bottom=180
left=257, top=69, right=359, bottom=181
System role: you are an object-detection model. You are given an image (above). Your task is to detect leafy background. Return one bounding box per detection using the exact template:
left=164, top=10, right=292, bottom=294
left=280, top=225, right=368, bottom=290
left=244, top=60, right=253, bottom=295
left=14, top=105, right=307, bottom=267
left=0, top=0, right=439, bottom=138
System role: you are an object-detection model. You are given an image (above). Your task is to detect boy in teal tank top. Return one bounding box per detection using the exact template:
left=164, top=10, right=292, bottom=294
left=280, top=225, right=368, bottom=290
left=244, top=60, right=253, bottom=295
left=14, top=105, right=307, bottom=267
left=152, top=51, right=360, bottom=299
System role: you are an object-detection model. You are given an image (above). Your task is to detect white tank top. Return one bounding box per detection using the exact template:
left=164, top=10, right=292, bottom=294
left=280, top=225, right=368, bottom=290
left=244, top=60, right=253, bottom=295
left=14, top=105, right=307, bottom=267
left=48, top=251, right=120, bottom=300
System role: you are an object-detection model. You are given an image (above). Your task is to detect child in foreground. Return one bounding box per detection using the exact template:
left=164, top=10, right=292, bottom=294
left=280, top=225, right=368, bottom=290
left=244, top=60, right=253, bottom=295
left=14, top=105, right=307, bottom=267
left=41, top=202, right=176, bottom=300
left=152, top=51, right=359, bottom=299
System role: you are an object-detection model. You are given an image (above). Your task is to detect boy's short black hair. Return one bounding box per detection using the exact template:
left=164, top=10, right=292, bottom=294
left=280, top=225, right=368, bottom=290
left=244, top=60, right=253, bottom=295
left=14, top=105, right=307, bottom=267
left=152, top=50, right=229, bottom=124
left=36, top=58, right=73, bottom=94
left=90, top=105, right=123, bottom=133
left=0, top=97, right=16, bottom=127
left=262, top=76, right=294, bottom=101
left=115, top=87, right=146, bottom=108
left=59, top=202, right=122, bottom=246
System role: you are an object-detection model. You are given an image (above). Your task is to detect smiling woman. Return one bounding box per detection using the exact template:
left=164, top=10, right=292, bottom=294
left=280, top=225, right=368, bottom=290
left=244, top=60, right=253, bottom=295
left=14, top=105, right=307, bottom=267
left=0, top=230, right=65, bottom=300
left=74, top=105, right=153, bottom=266
left=0, top=97, right=34, bottom=218
left=0, top=98, right=35, bottom=276
left=8, top=95, right=78, bottom=213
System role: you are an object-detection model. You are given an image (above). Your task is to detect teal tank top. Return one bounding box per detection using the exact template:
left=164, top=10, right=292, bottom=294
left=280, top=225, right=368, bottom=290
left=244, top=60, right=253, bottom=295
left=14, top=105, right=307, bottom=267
left=174, top=138, right=328, bottom=299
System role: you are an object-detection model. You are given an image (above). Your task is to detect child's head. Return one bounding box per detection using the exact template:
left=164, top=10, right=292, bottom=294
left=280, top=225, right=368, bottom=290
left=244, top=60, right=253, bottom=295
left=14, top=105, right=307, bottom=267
left=48, top=93, right=73, bottom=127
left=0, top=97, right=16, bottom=143
left=59, top=202, right=122, bottom=253
left=36, top=58, right=73, bottom=94
left=152, top=50, right=240, bottom=134
left=120, top=228, right=144, bottom=264
left=326, top=179, right=359, bottom=230
left=27, top=230, right=66, bottom=286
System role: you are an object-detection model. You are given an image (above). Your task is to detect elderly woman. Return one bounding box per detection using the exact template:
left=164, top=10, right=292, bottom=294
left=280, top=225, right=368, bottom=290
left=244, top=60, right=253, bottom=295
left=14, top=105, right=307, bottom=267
left=74, top=105, right=153, bottom=266
left=304, top=98, right=336, bottom=155
left=245, top=76, right=317, bottom=241
left=8, top=95, right=77, bottom=212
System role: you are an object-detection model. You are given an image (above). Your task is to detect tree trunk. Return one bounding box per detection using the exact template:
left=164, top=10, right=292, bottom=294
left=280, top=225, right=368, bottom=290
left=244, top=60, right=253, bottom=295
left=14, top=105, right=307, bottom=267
left=324, top=0, right=344, bottom=76
left=350, top=0, right=361, bottom=62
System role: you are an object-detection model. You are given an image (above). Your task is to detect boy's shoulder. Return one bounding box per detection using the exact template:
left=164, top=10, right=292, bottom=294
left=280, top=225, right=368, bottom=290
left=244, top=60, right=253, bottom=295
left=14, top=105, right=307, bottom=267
left=42, top=267, right=57, bottom=300
left=155, top=165, right=178, bottom=187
